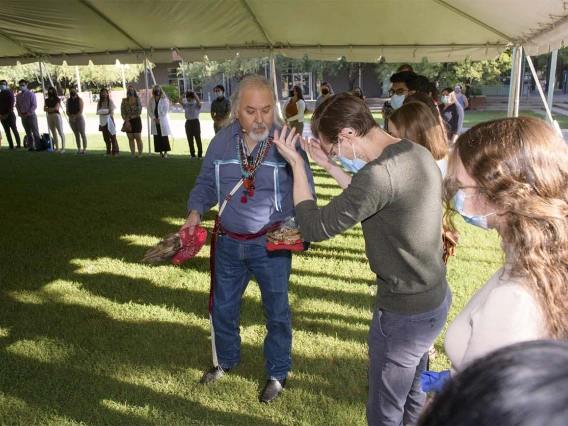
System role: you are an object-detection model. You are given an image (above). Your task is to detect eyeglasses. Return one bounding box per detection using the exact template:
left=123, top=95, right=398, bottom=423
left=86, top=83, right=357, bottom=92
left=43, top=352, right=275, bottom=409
left=388, top=88, right=410, bottom=97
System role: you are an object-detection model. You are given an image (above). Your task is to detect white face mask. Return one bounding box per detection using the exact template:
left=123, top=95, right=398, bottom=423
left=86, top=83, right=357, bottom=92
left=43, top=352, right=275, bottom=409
left=441, top=95, right=450, bottom=104
left=215, top=92, right=224, bottom=99
left=390, top=94, right=405, bottom=110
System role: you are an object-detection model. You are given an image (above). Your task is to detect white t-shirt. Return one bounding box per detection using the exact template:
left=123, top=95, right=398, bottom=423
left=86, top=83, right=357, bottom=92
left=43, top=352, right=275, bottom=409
left=445, top=258, right=546, bottom=375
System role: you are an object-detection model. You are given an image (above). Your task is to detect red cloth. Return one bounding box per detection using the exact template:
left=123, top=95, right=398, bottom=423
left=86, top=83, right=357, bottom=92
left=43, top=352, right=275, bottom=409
left=171, top=225, right=208, bottom=265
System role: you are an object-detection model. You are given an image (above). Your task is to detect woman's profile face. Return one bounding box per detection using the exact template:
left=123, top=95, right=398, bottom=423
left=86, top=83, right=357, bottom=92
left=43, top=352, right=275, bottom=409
left=453, top=156, right=499, bottom=228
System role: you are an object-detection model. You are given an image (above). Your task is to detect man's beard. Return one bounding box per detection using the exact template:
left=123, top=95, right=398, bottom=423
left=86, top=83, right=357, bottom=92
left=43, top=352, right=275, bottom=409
left=248, top=123, right=269, bottom=142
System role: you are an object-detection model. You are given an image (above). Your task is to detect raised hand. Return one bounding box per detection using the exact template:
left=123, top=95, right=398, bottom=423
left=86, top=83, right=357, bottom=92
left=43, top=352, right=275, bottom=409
left=273, top=125, right=303, bottom=167
left=300, top=136, right=337, bottom=171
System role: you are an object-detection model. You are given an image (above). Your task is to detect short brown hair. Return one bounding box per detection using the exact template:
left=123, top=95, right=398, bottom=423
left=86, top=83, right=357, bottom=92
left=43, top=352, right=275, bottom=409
left=311, top=92, right=379, bottom=144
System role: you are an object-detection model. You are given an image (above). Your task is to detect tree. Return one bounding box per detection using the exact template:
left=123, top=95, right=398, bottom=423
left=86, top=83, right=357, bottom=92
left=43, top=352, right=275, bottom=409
left=327, top=57, right=369, bottom=90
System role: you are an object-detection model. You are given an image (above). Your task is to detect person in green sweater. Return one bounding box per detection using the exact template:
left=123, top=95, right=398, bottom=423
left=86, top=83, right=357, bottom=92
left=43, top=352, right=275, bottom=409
left=273, top=93, right=451, bottom=426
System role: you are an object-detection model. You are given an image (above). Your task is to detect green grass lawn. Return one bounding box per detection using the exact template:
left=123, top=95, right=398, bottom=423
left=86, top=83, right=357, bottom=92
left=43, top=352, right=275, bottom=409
left=0, top=135, right=502, bottom=425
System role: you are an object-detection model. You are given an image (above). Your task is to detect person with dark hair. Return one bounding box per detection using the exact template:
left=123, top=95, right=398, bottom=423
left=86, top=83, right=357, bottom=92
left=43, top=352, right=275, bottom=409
left=382, top=71, right=417, bottom=133
left=211, top=84, right=230, bottom=133
left=66, top=87, right=87, bottom=154
left=441, top=116, right=568, bottom=376
left=272, top=92, right=451, bottom=426
left=283, top=85, right=306, bottom=135
left=121, top=85, right=144, bottom=157
left=418, top=340, right=568, bottom=426
left=407, top=75, right=431, bottom=96
left=180, top=75, right=315, bottom=404
left=0, top=79, right=21, bottom=149
left=315, top=81, right=333, bottom=109
left=179, top=90, right=202, bottom=159
left=428, top=82, right=439, bottom=104
left=352, top=87, right=365, bottom=100
left=438, top=87, right=460, bottom=144
left=15, top=79, right=40, bottom=150
left=96, top=88, right=119, bottom=156
left=44, top=86, right=66, bottom=153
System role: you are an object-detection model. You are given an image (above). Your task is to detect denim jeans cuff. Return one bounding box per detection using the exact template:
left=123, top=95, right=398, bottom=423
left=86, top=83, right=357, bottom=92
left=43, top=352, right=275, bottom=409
left=269, top=375, right=287, bottom=382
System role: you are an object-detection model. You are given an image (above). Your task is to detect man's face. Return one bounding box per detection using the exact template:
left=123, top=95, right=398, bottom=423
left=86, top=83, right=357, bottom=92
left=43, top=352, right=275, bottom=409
left=237, top=86, right=274, bottom=142
left=390, top=82, right=410, bottom=98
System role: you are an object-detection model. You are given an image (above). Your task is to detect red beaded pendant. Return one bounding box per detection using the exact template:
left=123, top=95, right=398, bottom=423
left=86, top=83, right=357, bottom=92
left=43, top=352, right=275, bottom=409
left=240, top=195, right=248, bottom=203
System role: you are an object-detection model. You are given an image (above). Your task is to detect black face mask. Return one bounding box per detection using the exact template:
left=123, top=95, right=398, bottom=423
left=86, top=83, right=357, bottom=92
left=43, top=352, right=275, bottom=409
left=48, top=92, right=55, bottom=97
left=321, top=88, right=329, bottom=95
left=70, top=92, right=77, bottom=97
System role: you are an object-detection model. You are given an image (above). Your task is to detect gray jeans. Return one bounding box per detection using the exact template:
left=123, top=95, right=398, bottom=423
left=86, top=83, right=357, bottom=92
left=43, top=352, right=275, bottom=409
left=366, top=286, right=452, bottom=426
left=21, top=113, right=40, bottom=147
left=69, top=115, right=87, bottom=150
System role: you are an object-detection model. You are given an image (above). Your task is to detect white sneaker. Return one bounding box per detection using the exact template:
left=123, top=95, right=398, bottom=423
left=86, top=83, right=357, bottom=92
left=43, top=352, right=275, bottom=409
left=60, top=149, right=66, bottom=154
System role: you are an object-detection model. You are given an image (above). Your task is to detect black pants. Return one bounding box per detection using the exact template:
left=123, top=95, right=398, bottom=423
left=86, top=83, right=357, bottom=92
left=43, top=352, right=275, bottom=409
left=1, top=111, right=21, bottom=148
left=185, top=119, right=202, bottom=158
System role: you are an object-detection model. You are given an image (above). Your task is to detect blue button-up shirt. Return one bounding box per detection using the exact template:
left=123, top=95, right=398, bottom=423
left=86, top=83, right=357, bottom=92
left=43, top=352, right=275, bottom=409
left=188, top=120, right=315, bottom=244
left=15, top=90, right=37, bottom=115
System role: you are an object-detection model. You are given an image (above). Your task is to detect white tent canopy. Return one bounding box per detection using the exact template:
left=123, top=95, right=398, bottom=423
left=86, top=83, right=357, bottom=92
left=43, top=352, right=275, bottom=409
left=0, top=0, right=567, bottom=66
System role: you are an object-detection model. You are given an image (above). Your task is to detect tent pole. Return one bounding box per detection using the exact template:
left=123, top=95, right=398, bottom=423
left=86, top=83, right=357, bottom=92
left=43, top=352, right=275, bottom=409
left=269, top=51, right=282, bottom=119
left=546, top=49, right=558, bottom=119
left=75, top=66, right=82, bottom=92
left=507, top=46, right=522, bottom=117
left=144, top=57, right=151, bottom=154
left=39, top=61, right=49, bottom=136
left=513, top=46, right=523, bottom=117
left=506, top=47, right=517, bottom=117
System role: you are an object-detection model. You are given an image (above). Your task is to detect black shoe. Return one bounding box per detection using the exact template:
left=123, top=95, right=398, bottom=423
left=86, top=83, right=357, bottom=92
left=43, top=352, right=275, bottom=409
left=199, top=365, right=230, bottom=384
left=259, top=379, right=286, bottom=403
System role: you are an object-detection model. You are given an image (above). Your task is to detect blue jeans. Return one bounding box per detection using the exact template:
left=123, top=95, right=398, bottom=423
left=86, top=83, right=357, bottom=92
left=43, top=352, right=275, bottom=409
left=366, top=286, right=452, bottom=426
left=212, top=233, right=292, bottom=380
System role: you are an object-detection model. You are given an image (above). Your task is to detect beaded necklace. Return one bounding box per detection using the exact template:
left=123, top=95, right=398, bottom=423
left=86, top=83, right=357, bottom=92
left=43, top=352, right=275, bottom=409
left=236, top=134, right=273, bottom=203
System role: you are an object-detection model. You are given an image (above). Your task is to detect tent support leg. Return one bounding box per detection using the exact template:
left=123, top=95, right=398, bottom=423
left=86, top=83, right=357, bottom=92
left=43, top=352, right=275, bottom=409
left=269, top=51, right=282, bottom=119
left=144, top=57, right=151, bottom=154
left=547, top=49, right=558, bottom=121
left=507, top=46, right=523, bottom=117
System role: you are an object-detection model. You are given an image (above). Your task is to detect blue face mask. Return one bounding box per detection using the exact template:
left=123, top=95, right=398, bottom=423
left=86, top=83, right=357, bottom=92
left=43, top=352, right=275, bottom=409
left=390, top=94, right=405, bottom=110
left=20, top=86, right=27, bottom=92
left=453, top=189, right=495, bottom=230
left=337, top=141, right=367, bottom=173
left=0, top=85, right=6, bottom=91
left=128, top=90, right=135, bottom=96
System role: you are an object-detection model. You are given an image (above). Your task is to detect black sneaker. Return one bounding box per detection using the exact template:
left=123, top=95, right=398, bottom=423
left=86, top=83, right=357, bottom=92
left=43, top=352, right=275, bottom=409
left=199, top=365, right=230, bottom=384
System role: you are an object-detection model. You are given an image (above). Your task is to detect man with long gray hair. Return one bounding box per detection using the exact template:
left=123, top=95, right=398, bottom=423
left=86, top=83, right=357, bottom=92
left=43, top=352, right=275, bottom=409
left=180, top=75, right=315, bottom=403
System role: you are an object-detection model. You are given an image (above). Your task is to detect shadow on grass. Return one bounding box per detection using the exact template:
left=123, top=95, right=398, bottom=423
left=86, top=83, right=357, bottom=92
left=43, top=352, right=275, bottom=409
left=0, top=152, right=372, bottom=424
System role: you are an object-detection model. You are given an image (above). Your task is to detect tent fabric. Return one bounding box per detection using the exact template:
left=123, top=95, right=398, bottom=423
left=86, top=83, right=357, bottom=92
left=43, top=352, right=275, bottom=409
left=0, top=0, right=567, bottom=65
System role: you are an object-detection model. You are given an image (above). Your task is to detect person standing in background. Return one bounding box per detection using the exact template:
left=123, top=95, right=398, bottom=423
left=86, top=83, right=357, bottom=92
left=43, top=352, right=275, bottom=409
left=454, top=84, right=468, bottom=110
left=179, top=90, right=202, bottom=159
left=210, top=85, right=230, bottom=134
left=66, top=88, right=87, bottom=155
left=0, top=79, right=21, bottom=150
left=15, top=79, right=40, bottom=151
left=283, top=85, right=306, bottom=136
left=148, top=85, right=171, bottom=158
left=121, top=85, right=144, bottom=157
left=44, top=87, right=66, bottom=153
left=96, top=88, right=119, bottom=156
left=315, top=81, right=333, bottom=110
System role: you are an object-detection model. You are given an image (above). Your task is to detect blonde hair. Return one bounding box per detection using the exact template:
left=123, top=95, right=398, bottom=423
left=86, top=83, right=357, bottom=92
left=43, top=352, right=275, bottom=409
left=445, top=116, right=568, bottom=338
left=390, top=102, right=447, bottom=160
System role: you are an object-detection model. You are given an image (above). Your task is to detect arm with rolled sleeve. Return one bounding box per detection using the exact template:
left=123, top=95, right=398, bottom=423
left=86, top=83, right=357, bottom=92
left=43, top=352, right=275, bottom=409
left=296, top=164, right=391, bottom=242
